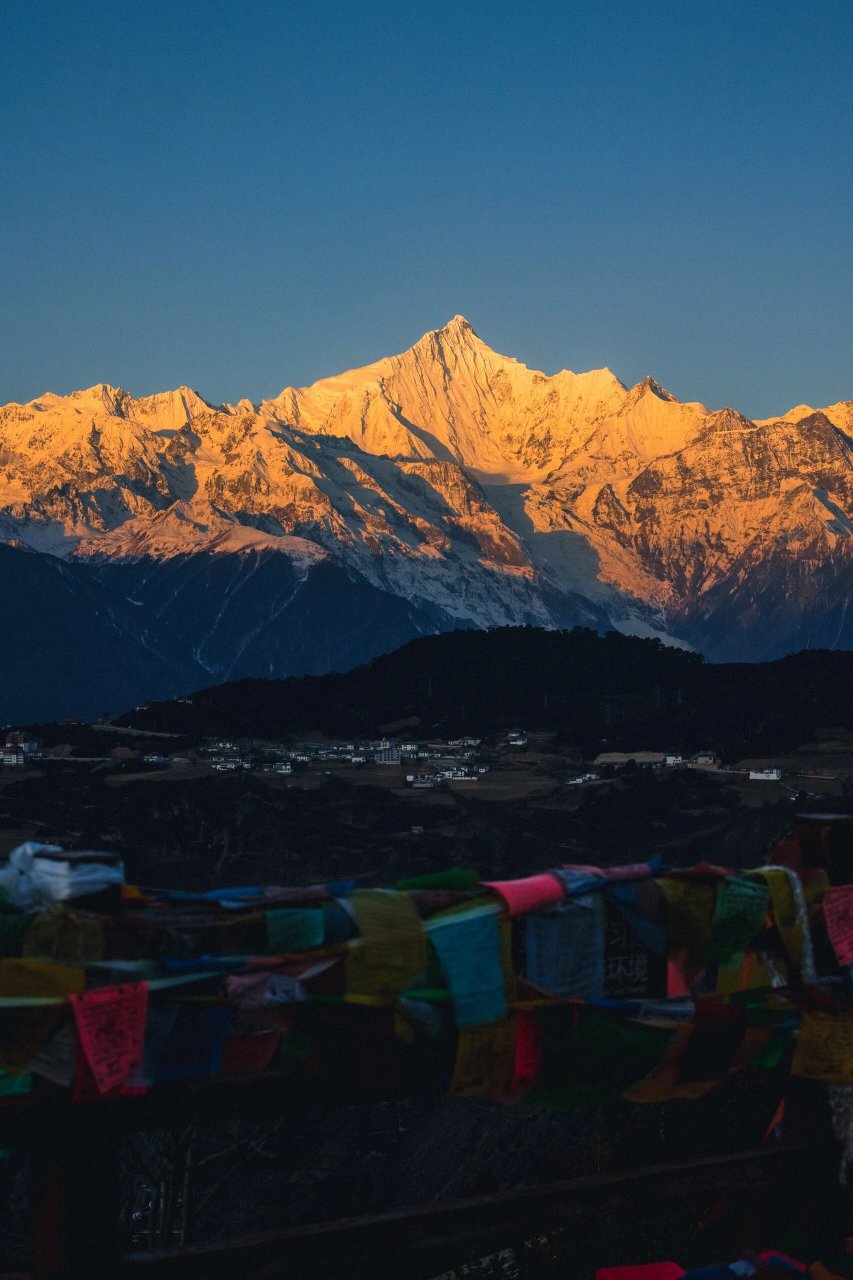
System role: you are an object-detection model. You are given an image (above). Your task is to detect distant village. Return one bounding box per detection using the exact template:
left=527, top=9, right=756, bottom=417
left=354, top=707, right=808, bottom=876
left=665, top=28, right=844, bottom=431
left=0, top=726, right=823, bottom=790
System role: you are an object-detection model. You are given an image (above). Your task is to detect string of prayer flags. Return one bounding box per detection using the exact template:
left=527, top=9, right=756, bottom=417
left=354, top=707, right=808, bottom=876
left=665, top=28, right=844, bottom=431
left=525, top=895, right=605, bottom=1000
left=265, top=908, right=324, bottom=955
left=822, top=886, right=853, bottom=968
left=709, top=875, right=770, bottom=962
left=69, top=981, right=148, bottom=1095
left=427, top=905, right=507, bottom=1027
left=482, top=873, right=564, bottom=916
left=346, top=889, right=427, bottom=997
left=0, top=853, right=851, bottom=1111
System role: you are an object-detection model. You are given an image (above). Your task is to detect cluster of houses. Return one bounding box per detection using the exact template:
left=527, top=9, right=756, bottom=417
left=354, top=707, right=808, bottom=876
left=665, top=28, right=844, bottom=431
left=0, top=724, right=790, bottom=791
left=180, top=735, right=489, bottom=787
left=580, top=751, right=783, bottom=784
left=0, top=734, right=41, bottom=767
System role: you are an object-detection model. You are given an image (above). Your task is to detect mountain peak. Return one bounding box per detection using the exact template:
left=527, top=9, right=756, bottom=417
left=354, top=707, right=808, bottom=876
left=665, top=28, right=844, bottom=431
left=638, top=376, right=676, bottom=402
left=442, top=314, right=474, bottom=334
left=69, top=383, right=130, bottom=416
left=415, top=315, right=485, bottom=350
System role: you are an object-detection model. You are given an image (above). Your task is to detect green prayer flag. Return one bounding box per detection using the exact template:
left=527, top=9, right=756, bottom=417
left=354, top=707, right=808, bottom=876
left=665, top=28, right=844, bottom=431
left=710, top=876, right=770, bottom=962
left=265, top=908, right=324, bottom=954
left=0, top=1070, right=31, bottom=1096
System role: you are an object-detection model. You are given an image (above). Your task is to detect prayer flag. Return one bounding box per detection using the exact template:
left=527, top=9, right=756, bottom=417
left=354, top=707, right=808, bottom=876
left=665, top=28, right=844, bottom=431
left=792, top=1009, right=853, bottom=1083
left=525, top=894, right=605, bottom=1000
left=70, top=982, right=148, bottom=1095
left=482, top=874, right=565, bottom=915
left=709, top=876, right=770, bottom=962
left=822, top=886, right=853, bottom=967
left=154, top=1005, right=231, bottom=1083
left=658, top=878, right=715, bottom=965
left=427, top=907, right=507, bottom=1027
left=511, top=1010, right=543, bottom=1094
left=0, top=960, right=85, bottom=1073
left=346, top=890, right=427, bottom=997
left=265, top=908, right=324, bottom=954
left=450, top=1018, right=516, bottom=1097
left=596, top=1265, right=685, bottom=1280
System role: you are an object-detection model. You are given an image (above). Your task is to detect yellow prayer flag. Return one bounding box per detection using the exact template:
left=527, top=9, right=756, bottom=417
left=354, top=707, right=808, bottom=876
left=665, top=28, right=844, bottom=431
left=657, top=879, right=714, bottom=964
left=346, top=890, right=427, bottom=997
left=0, top=959, right=85, bottom=1074
left=23, top=908, right=104, bottom=963
left=792, top=1009, right=853, bottom=1084
left=450, top=1017, right=516, bottom=1098
left=756, top=870, right=802, bottom=969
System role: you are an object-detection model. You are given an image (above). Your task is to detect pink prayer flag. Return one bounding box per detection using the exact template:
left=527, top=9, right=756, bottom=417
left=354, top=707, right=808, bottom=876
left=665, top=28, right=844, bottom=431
left=70, top=982, right=148, bottom=1095
left=482, top=874, right=565, bottom=916
left=823, top=887, right=853, bottom=967
left=596, top=1265, right=685, bottom=1280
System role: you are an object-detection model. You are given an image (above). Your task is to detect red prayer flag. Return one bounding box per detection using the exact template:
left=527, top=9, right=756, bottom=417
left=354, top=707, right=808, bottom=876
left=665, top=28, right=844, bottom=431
left=70, top=982, right=148, bottom=1095
left=596, top=1265, right=685, bottom=1280
left=511, top=1011, right=542, bottom=1094
left=823, top=886, right=853, bottom=967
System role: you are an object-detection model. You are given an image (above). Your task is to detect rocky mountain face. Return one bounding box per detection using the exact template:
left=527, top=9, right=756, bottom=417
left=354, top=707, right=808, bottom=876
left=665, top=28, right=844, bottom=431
left=2, top=317, right=851, bottom=720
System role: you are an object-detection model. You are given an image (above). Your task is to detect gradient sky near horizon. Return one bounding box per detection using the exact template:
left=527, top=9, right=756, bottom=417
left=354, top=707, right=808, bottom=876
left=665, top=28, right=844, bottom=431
left=2, top=0, right=851, bottom=418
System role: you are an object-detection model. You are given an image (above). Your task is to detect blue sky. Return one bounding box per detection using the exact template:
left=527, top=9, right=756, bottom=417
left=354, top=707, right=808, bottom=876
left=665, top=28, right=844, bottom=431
left=2, top=0, right=851, bottom=417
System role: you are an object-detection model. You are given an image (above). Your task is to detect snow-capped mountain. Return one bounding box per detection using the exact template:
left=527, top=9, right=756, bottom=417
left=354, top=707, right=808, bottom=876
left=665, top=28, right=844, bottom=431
left=2, top=316, right=851, bottom=720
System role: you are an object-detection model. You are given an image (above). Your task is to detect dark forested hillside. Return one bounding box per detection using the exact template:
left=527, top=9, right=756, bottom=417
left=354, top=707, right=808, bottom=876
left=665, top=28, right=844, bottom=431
left=109, top=627, right=853, bottom=759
